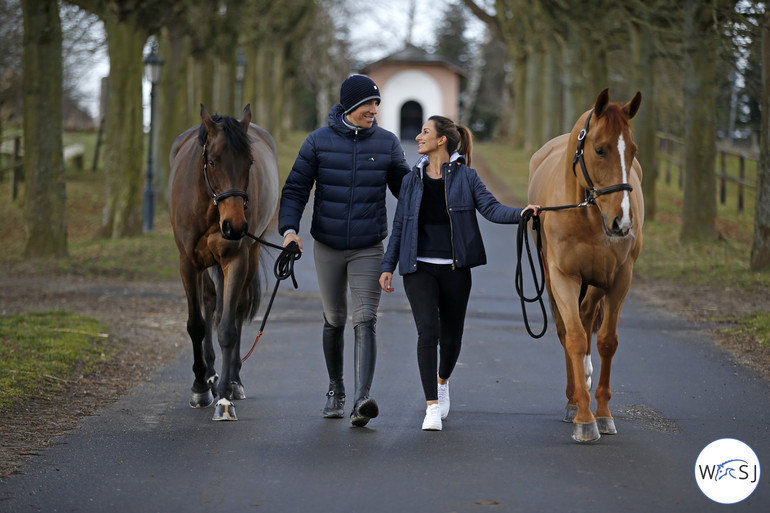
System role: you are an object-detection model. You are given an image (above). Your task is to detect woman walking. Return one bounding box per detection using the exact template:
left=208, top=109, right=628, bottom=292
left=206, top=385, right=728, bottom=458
left=379, top=116, right=539, bottom=431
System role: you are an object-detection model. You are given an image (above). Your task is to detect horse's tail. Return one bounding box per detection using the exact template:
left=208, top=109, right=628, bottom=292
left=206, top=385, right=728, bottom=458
left=245, top=270, right=262, bottom=323
left=592, top=299, right=604, bottom=335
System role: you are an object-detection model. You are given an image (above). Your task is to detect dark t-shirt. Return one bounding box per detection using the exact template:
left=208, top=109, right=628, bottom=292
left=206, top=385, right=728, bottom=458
left=417, top=175, right=452, bottom=259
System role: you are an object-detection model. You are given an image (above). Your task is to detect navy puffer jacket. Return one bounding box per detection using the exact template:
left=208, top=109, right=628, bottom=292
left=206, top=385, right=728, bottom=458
left=381, top=155, right=525, bottom=276
left=278, top=104, right=410, bottom=250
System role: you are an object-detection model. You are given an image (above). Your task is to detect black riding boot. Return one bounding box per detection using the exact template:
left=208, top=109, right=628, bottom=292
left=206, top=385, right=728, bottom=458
left=322, top=317, right=345, bottom=418
left=350, top=319, right=379, bottom=427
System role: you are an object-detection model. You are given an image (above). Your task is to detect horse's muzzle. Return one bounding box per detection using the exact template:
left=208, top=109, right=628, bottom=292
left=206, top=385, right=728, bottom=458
left=221, top=220, right=248, bottom=240
left=603, top=215, right=632, bottom=237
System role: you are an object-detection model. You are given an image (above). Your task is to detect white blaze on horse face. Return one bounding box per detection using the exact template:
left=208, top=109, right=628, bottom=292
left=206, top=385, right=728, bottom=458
left=616, top=134, right=632, bottom=230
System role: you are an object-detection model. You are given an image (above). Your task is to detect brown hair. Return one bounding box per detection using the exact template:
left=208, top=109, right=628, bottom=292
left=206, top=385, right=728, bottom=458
left=428, top=115, right=473, bottom=167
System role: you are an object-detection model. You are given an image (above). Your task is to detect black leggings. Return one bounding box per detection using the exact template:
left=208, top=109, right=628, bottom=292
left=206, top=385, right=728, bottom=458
left=403, top=263, right=472, bottom=401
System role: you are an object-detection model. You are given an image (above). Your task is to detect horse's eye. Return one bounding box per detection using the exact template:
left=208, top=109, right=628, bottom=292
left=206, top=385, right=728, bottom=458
left=208, top=160, right=215, bottom=167
left=595, top=147, right=606, bottom=158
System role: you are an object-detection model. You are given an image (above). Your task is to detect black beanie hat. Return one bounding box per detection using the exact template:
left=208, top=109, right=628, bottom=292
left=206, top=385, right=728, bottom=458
left=340, top=75, right=381, bottom=114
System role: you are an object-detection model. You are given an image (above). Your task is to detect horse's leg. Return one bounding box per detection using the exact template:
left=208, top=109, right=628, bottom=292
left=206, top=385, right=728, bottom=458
left=212, top=255, right=250, bottom=420
left=179, top=258, right=214, bottom=408
left=579, top=286, right=605, bottom=392
left=594, top=268, right=632, bottom=435
left=201, top=270, right=219, bottom=395
left=232, top=244, right=262, bottom=399
left=549, top=273, right=599, bottom=442
left=549, top=294, right=577, bottom=422
left=228, top=247, right=259, bottom=400
left=229, top=322, right=246, bottom=400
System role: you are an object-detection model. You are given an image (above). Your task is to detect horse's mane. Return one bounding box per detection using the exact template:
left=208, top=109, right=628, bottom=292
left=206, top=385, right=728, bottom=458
left=596, top=103, right=630, bottom=136
left=197, top=115, right=252, bottom=158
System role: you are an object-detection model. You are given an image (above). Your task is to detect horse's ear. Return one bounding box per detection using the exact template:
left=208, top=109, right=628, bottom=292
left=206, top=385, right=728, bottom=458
left=623, top=92, right=642, bottom=120
left=201, top=104, right=216, bottom=133
left=594, top=88, right=610, bottom=117
left=241, top=104, right=252, bottom=132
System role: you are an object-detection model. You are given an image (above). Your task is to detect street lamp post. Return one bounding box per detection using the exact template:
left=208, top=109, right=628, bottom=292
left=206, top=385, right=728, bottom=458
left=142, top=45, right=164, bottom=233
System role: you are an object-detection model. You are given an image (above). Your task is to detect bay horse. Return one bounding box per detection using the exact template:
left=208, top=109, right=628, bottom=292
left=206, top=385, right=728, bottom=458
left=169, top=104, right=279, bottom=421
left=528, top=89, right=644, bottom=442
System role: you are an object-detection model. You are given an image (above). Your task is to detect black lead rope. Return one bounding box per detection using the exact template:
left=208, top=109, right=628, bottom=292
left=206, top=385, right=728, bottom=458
left=514, top=204, right=592, bottom=339
left=515, top=210, right=549, bottom=338
left=241, top=235, right=301, bottom=362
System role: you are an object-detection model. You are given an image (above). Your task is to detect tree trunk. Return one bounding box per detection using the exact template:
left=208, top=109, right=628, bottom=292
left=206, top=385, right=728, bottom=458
left=750, top=9, right=770, bottom=270
left=511, top=49, right=527, bottom=147
left=157, top=24, right=191, bottom=208
left=212, top=0, right=241, bottom=116
left=632, top=18, right=657, bottom=220
left=21, top=0, right=67, bottom=258
left=524, top=47, right=542, bottom=155
left=586, top=36, right=609, bottom=99
left=460, top=31, right=489, bottom=127
left=101, top=17, right=145, bottom=238
left=269, top=48, right=286, bottom=138
left=543, top=35, right=561, bottom=143
left=188, top=52, right=215, bottom=121
left=494, top=54, right=514, bottom=141
left=680, top=0, right=718, bottom=242
left=253, top=45, right=271, bottom=130
left=242, top=45, right=258, bottom=121
left=562, top=25, right=585, bottom=132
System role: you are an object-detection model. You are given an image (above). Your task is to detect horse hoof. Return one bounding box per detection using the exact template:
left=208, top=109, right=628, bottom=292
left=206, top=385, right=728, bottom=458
left=563, top=405, right=578, bottom=423
left=572, top=422, right=601, bottom=442
left=212, top=399, right=237, bottom=421
left=190, top=389, right=214, bottom=408
left=596, top=417, right=617, bottom=435
left=231, top=382, right=246, bottom=400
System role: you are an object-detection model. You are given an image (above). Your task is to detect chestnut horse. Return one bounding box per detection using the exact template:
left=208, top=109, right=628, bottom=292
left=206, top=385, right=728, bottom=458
left=169, top=105, right=279, bottom=421
left=528, top=89, right=644, bottom=442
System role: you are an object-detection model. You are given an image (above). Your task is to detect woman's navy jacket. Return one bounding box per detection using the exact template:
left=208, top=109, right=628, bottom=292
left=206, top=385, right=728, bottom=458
left=278, top=104, right=410, bottom=250
left=381, top=156, right=525, bottom=276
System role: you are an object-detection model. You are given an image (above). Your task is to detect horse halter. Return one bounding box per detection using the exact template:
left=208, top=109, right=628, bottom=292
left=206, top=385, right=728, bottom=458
left=571, top=109, right=633, bottom=206
left=201, top=143, right=250, bottom=207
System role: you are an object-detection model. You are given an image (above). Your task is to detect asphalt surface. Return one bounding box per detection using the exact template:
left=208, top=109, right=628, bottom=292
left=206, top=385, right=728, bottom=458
left=1, top=143, right=768, bottom=513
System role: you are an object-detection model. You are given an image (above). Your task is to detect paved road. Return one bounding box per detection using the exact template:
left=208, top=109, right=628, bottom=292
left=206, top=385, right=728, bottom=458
left=1, top=143, right=768, bottom=513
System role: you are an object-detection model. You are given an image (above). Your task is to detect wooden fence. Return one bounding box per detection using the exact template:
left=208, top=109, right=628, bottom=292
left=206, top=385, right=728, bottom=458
left=656, top=132, right=758, bottom=213
left=1, top=135, right=86, bottom=202
left=0, top=134, right=23, bottom=201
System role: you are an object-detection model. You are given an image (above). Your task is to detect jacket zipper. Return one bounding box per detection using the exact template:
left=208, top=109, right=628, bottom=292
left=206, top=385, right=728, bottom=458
left=348, top=128, right=359, bottom=247
left=444, top=162, right=456, bottom=270
left=414, top=169, right=422, bottom=270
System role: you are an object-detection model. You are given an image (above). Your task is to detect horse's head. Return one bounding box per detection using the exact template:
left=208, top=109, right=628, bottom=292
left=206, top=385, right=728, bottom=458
left=573, top=88, right=642, bottom=237
left=199, top=104, right=254, bottom=240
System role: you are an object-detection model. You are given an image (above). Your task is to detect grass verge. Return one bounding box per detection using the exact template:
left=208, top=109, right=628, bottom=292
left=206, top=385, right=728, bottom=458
left=0, top=311, right=114, bottom=407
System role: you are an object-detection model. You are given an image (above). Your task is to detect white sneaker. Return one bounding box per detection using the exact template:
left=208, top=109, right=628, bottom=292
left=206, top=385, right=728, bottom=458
left=437, top=381, right=450, bottom=420
left=421, top=403, right=442, bottom=431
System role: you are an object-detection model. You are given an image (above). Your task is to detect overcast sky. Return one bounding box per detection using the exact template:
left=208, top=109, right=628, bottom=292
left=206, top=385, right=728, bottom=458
left=346, top=0, right=486, bottom=63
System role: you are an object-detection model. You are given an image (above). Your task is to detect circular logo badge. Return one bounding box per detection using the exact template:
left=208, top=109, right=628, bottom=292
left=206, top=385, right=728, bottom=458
left=695, top=438, right=761, bottom=504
